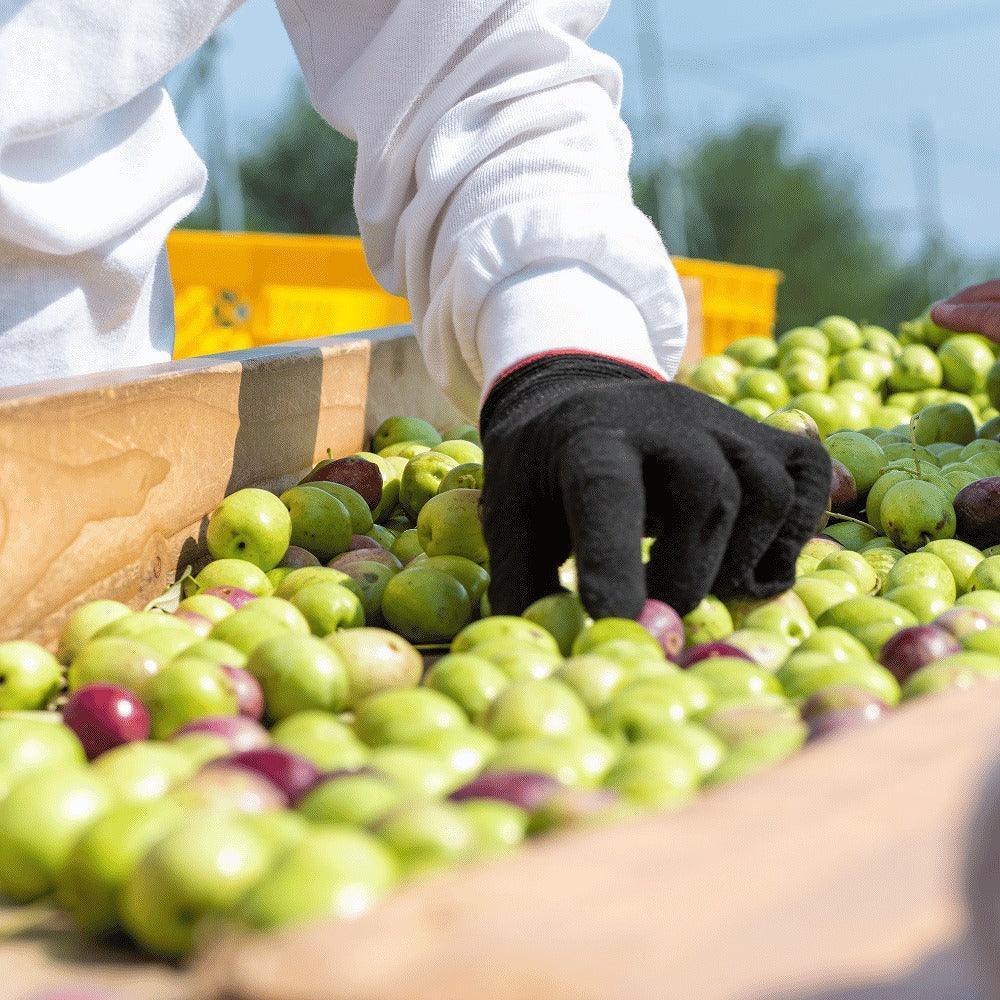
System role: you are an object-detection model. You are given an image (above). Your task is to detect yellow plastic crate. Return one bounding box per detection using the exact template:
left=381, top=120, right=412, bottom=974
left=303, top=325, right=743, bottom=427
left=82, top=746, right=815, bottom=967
left=672, top=257, right=782, bottom=357
left=167, top=231, right=780, bottom=360
left=166, top=230, right=410, bottom=359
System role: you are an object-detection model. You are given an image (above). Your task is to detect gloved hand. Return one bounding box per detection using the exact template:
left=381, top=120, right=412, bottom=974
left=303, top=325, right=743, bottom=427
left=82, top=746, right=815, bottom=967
left=931, top=281, right=1000, bottom=342
left=480, top=354, right=832, bottom=619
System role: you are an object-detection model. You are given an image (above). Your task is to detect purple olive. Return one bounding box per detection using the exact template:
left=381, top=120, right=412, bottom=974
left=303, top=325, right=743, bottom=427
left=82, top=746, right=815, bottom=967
left=171, top=610, right=213, bottom=636
left=279, top=545, right=322, bottom=569
left=202, top=585, right=258, bottom=610
left=347, top=535, right=384, bottom=552
left=954, top=477, right=1000, bottom=549
left=173, top=714, right=270, bottom=753
left=221, top=666, right=265, bottom=721
left=679, top=641, right=755, bottom=668
left=210, top=747, right=323, bottom=805
left=800, top=684, right=889, bottom=723
left=829, top=458, right=858, bottom=512
left=637, top=599, right=684, bottom=661
left=301, top=456, right=382, bottom=510
left=62, top=684, right=150, bottom=760
left=448, top=771, right=561, bottom=811
left=329, top=548, right=403, bottom=572
left=878, top=625, right=961, bottom=683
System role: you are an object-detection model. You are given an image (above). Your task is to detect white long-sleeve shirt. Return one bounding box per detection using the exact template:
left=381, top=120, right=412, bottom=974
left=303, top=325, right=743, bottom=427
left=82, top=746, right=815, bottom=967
left=0, top=0, right=687, bottom=414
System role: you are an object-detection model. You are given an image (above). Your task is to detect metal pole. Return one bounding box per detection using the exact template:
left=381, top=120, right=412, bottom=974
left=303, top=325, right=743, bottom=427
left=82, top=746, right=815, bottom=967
left=628, top=0, right=687, bottom=255
left=203, top=34, right=246, bottom=232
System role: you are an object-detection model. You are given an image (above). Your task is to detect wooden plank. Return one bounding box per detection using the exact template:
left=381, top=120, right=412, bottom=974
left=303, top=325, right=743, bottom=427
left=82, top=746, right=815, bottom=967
left=0, top=338, right=372, bottom=647
left=353, top=326, right=467, bottom=433
left=679, top=276, right=705, bottom=367
left=5, top=684, right=992, bottom=1000
left=196, top=686, right=1000, bottom=1000
left=0, top=905, right=186, bottom=1000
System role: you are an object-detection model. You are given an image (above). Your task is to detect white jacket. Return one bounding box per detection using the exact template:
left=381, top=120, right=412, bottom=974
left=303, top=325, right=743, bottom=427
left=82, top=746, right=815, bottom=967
left=0, top=0, right=686, bottom=413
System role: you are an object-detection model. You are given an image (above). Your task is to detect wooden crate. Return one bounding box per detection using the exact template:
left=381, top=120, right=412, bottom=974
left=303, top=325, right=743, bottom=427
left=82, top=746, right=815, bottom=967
left=0, top=328, right=996, bottom=1000
left=165, top=230, right=711, bottom=363
left=200, top=684, right=999, bottom=1000
left=0, top=327, right=466, bottom=648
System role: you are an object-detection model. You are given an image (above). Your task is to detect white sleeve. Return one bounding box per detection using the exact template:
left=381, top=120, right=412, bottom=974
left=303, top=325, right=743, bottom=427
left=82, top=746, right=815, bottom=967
left=279, top=0, right=688, bottom=414
left=0, top=1, right=240, bottom=388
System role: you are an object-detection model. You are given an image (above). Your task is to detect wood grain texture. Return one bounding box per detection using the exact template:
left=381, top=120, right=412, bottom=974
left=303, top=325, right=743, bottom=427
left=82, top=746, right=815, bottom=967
left=196, top=686, right=1000, bottom=1000
left=0, top=905, right=186, bottom=1000
left=0, top=338, right=371, bottom=647
left=353, top=326, right=468, bottom=430
left=680, top=276, right=705, bottom=367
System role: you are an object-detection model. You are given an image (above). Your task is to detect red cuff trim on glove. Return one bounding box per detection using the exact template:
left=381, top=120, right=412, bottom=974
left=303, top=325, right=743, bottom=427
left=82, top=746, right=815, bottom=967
left=483, top=349, right=666, bottom=404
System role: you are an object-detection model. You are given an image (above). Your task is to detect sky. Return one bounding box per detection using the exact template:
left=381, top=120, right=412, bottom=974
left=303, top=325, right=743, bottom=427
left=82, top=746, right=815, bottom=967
left=169, top=0, right=1000, bottom=258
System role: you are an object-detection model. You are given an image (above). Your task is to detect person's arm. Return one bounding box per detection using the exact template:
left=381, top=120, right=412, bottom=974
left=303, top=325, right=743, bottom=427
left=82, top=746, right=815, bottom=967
left=285, top=0, right=831, bottom=618
left=0, top=1, right=242, bottom=387
left=276, top=0, right=686, bottom=415
left=931, top=281, right=1000, bottom=342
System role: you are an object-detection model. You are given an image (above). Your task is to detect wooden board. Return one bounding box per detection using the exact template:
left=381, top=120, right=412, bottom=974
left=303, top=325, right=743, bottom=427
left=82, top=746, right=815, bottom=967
left=349, top=326, right=467, bottom=433
left=679, top=276, right=705, bottom=367
left=196, top=685, right=1000, bottom=1000
left=0, top=338, right=371, bottom=647
left=0, top=904, right=187, bottom=1000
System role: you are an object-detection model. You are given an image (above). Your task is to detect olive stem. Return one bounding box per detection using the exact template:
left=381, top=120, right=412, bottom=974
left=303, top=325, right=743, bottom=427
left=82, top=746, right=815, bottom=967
left=908, top=416, right=924, bottom=480
left=825, top=510, right=874, bottom=529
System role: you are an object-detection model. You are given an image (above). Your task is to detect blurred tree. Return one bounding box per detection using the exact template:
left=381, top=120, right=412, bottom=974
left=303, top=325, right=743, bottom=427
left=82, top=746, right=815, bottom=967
left=634, top=119, right=977, bottom=331
left=184, top=97, right=983, bottom=330
left=182, top=86, right=359, bottom=235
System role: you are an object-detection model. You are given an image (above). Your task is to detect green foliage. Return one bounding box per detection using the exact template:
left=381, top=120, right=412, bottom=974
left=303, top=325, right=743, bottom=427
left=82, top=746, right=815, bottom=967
left=182, top=86, right=359, bottom=236
left=240, top=92, right=358, bottom=236
left=634, top=119, right=981, bottom=331
left=183, top=97, right=986, bottom=333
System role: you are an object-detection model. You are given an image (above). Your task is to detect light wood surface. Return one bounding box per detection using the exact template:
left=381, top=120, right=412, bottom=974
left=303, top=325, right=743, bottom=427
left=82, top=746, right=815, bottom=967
left=0, top=904, right=186, bottom=1000
left=197, top=686, right=1000, bottom=1000
left=679, top=276, right=705, bottom=367
left=0, top=338, right=371, bottom=647
left=347, top=326, right=467, bottom=432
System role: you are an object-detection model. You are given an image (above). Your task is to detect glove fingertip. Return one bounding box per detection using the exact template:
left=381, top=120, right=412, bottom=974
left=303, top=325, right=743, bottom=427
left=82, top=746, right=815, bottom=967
left=578, top=575, right=646, bottom=622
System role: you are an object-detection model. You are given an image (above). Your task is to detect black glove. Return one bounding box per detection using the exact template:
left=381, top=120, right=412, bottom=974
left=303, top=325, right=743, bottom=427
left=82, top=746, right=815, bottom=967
left=479, top=354, right=832, bottom=619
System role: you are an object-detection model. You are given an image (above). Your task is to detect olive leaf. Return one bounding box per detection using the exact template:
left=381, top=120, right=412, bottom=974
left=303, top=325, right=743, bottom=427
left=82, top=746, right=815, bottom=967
left=144, top=567, right=194, bottom=614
